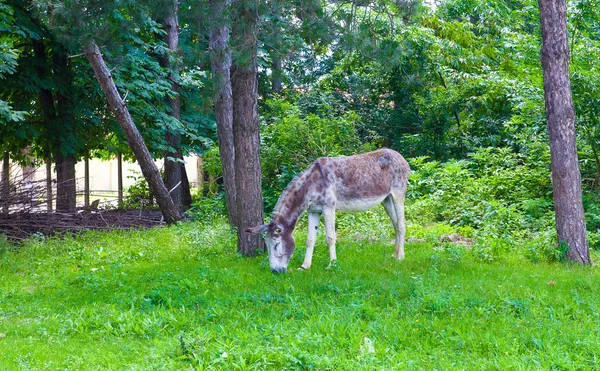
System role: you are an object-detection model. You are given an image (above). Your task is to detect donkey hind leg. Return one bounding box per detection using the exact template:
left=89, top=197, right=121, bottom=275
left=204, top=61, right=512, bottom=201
left=299, top=212, right=321, bottom=270
left=323, top=207, right=337, bottom=268
left=383, top=192, right=406, bottom=260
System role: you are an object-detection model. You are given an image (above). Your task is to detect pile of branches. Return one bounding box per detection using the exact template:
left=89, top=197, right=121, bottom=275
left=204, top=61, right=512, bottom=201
left=0, top=210, right=165, bottom=241
left=0, top=177, right=51, bottom=213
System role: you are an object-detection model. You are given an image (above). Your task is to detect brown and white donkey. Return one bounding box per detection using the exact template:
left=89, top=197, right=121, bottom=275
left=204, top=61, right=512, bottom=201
left=246, top=149, right=410, bottom=273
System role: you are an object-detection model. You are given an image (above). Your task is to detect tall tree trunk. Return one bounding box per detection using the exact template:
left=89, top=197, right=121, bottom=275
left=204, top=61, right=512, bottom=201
left=179, top=154, right=192, bottom=210
left=46, top=157, right=53, bottom=212
left=54, top=50, right=77, bottom=213
left=271, top=56, right=283, bottom=94
left=118, top=152, right=124, bottom=209
left=160, top=0, right=186, bottom=212
left=84, top=42, right=182, bottom=224
left=84, top=155, right=90, bottom=208
left=2, top=152, right=9, bottom=214
left=33, top=38, right=57, bottom=213
left=539, top=0, right=590, bottom=264
left=210, top=0, right=238, bottom=227
left=55, top=154, right=77, bottom=212
left=270, top=1, right=283, bottom=95
left=231, top=0, right=265, bottom=255
left=196, top=155, right=205, bottom=195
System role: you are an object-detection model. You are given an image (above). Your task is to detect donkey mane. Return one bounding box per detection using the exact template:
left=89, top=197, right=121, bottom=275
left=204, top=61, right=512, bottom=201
left=272, top=162, right=319, bottom=222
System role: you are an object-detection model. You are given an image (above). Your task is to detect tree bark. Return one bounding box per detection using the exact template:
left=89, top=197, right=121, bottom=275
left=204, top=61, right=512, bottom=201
left=55, top=154, right=77, bottom=212
left=2, top=152, right=9, bottom=214
left=231, top=0, right=265, bottom=255
left=270, top=1, right=283, bottom=95
left=84, top=155, right=90, bottom=208
left=180, top=153, right=192, bottom=210
left=196, top=155, right=205, bottom=195
left=272, top=56, right=283, bottom=94
left=118, top=151, right=124, bottom=209
left=160, top=0, right=187, bottom=212
left=33, top=38, right=57, bottom=213
left=84, top=41, right=182, bottom=224
left=53, top=50, right=77, bottom=213
left=539, top=0, right=590, bottom=264
left=46, top=157, right=53, bottom=212
left=210, top=0, right=238, bottom=227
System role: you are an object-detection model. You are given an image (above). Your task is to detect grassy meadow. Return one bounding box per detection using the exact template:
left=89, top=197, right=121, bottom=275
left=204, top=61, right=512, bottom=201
left=1, top=218, right=600, bottom=370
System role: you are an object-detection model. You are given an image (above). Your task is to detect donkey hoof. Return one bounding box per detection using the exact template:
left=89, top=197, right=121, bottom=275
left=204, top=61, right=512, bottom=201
left=326, top=260, right=339, bottom=270
left=297, top=265, right=307, bottom=271
left=393, top=254, right=405, bottom=261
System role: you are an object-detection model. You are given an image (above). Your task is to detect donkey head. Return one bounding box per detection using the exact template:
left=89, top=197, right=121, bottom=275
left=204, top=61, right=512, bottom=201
left=245, top=219, right=296, bottom=273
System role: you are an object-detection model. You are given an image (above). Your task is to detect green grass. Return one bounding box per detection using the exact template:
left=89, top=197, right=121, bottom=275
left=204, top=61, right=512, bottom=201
left=1, top=219, right=600, bottom=370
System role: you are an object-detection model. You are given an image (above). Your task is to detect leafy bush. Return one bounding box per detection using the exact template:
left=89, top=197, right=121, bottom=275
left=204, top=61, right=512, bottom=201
left=124, top=171, right=155, bottom=209
left=405, top=147, right=574, bottom=261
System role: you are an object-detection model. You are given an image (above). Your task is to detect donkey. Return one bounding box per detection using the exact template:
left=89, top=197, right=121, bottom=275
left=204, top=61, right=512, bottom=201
left=246, top=149, right=410, bottom=273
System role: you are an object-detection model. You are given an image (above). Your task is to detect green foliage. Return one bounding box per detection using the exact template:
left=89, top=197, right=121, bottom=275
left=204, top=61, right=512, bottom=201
left=1, top=221, right=600, bottom=369
left=188, top=192, right=227, bottom=221
left=124, top=171, right=155, bottom=209
left=405, top=146, right=567, bottom=262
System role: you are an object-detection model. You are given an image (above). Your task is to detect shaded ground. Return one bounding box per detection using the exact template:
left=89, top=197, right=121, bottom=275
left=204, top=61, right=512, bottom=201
left=0, top=210, right=164, bottom=241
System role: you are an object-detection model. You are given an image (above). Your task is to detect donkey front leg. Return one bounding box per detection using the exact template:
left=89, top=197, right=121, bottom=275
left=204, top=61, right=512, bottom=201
left=323, top=208, right=337, bottom=268
left=299, top=212, right=321, bottom=270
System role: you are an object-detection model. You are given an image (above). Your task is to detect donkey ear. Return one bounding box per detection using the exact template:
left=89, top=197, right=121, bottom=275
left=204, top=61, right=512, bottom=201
left=245, top=224, right=269, bottom=234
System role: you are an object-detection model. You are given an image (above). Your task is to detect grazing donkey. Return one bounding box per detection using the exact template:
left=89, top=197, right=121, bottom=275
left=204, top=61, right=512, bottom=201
left=246, top=149, right=410, bottom=273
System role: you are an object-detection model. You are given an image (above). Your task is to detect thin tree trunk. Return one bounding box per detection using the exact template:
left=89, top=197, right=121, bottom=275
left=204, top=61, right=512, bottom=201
left=46, top=157, right=53, bottom=212
left=179, top=154, right=192, bottom=210
left=208, top=173, right=218, bottom=195
left=84, top=156, right=90, bottom=208
left=270, top=1, right=283, bottom=94
left=2, top=152, right=9, bottom=214
left=161, top=0, right=186, bottom=211
left=118, top=152, right=124, bottom=209
left=210, top=0, right=238, bottom=227
left=272, top=56, right=283, bottom=94
left=196, top=155, right=205, bottom=195
left=539, top=0, right=590, bottom=264
left=231, top=0, right=265, bottom=255
left=84, top=41, right=181, bottom=224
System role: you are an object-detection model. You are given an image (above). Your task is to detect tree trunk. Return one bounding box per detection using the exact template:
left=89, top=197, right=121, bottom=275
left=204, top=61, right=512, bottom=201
left=2, top=152, right=9, bottom=214
left=538, top=0, right=590, bottom=264
left=210, top=0, right=238, bottom=227
left=269, top=1, right=283, bottom=94
left=272, top=56, right=283, bottom=94
left=118, top=152, right=124, bottom=209
left=55, top=154, right=77, bottom=213
left=160, top=0, right=186, bottom=212
left=46, top=157, right=53, bottom=212
left=208, top=173, right=218, bottom=195
left=84, top=155, right=90, bottom=208
left=53, top=48, right=78, bottom=213
left=33, top=38, right=57, bottom=213
left=84, top=42, right=182, bottom=224
left=270, top=1, right=283, bottom=95
left=196, top=155, right=205, bottom=195
left=179, top=154, right=192, bottom=210
left=231, top=0, right=265, bottom=255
